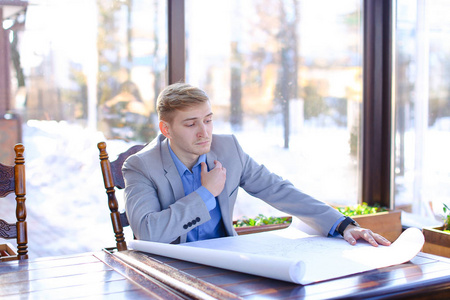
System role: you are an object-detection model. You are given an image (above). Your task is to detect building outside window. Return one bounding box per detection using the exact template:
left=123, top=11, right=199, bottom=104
left=17, top=0, right=166, bottom=141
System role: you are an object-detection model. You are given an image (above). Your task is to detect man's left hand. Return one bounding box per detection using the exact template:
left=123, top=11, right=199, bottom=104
left=343, top=225, right=392, bottom=247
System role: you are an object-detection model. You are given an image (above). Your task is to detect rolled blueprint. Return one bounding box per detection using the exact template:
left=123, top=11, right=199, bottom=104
left=129, top=224, right=424, bottom=285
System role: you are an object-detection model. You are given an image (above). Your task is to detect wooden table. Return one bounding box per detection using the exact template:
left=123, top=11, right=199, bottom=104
left=1, top=249, right=450, bottom=299
left=0, top=250, right=186, bottom=299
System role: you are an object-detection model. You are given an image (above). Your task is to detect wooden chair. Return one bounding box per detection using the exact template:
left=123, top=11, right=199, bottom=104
left=97, top=141, right=145, bottom=251
left=0, top=144, right=28, bottom=261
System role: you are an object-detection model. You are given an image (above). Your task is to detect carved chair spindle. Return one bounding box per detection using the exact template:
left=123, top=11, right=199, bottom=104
left=0, top=144, right=28, bottom=262
left=98, top=142, right=145, bottom=251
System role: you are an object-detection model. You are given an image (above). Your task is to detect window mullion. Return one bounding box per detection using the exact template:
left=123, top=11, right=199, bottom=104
left=362, top=0, right=393, bottom=208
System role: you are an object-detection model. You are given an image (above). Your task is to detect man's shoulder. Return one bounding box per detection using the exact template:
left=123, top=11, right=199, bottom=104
left=211, top=133, right=237, bottom=146
left=211, top=134, right=241, bottom=154
left=125, top=135, right=165, bottom=163
left=212, top=133, right=236, bottom=142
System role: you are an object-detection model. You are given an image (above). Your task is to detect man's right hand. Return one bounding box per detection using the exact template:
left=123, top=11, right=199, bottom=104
left=201, top=160, right=226, bottom=197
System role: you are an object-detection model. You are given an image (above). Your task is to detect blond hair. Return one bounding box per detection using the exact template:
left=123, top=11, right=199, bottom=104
left=157, top=83, right=209, bottom=122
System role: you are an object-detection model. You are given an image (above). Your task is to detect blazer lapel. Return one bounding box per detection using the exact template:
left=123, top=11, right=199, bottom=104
left=160, top=138, right=185, bottom=201
left=206, top=150, right=233, bottom=235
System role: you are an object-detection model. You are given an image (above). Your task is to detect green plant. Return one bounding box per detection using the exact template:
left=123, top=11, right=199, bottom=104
left=336, top=202, right=388, bottom=216
left=443, top=203, right=450, bottom=232
left=233, top=214, right=292, bottom=228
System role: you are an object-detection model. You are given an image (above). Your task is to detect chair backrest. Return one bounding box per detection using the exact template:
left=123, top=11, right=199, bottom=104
left=0, top=144, right=28, bottom=261
left=97, top=141, right=145, bottom=251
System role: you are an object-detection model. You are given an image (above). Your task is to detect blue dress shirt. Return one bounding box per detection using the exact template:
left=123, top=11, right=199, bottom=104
left=168, top=144, right=226, bottom=242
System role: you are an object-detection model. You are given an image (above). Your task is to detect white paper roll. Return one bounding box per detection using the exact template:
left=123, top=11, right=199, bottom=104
left=129, top=227, right=425, bottom=285
left=129, top=239, right=306, bottom=283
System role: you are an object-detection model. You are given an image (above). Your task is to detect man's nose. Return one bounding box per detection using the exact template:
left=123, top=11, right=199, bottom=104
left=197, top=123, right=208, bottom=137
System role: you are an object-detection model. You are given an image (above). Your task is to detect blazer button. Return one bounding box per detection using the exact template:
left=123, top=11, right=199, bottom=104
left=192, top=219, right=197, bottom=225
left=196, top=217, right=200, bottom=222
left=183, top=224, right=188, bottom=229
left=188, top=222, right=192, bottom=227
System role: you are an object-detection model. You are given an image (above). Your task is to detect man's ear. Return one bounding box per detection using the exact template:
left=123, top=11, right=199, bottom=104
left=159, top=121, right=171, bottom=138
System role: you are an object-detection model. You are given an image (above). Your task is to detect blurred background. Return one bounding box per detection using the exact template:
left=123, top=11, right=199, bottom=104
left=1, top=0, right=449, bottom=258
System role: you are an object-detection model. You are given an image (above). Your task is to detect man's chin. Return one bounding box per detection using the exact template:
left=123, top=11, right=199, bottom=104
left=196, top=144, right=211, bottom=155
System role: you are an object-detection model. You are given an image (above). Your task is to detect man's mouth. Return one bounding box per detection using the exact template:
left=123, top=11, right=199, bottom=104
left=196, top=140, right=210, bottom=146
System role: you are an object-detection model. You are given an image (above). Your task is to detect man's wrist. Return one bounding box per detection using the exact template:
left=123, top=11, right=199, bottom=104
left=337, top=217, right=360, bottom=236
left=196, top=186, right=216, bottom=211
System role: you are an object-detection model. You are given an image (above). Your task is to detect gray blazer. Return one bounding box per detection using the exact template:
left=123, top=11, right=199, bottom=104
left=123, top=134, right=344, bottom=243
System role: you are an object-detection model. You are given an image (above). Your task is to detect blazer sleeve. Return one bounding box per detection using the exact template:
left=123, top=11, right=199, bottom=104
left=122, top=152, right=211, bottom=243
left=231, top=135, right=344, bottom=236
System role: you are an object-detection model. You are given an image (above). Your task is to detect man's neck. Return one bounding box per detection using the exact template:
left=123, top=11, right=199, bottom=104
left=180, top=155, right=198, bottom=171
left=168, top=143, right=199, bottom=171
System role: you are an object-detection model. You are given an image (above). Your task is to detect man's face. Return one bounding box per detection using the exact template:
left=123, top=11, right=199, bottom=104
left=160, top=101, right=213, bottom=164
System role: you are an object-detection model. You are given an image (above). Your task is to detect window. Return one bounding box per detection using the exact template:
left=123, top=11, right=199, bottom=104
left=394, top=0, right=450, bottom=226
left=186, top=0, right=363, bottom=217
left=19, top=0, right=166, bottom=142
left=6, top=0, right=167, bottom=256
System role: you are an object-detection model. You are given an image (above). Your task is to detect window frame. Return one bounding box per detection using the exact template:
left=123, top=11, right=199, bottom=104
left=362, top=0, right=393, bottom=208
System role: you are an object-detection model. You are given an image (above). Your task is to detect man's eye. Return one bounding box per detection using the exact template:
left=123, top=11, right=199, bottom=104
left=186, top=123, right=194, bottom=127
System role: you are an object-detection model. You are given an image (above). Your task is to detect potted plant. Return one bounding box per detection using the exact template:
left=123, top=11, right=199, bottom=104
left=335, top=202, right=402, bottom=242
left=422, top=203, right=450, bottom=258
left=233, top=214, right=292, bottom=235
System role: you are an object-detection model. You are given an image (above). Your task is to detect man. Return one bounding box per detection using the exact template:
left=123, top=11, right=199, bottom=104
left=123, top=82, right=391, bottom=247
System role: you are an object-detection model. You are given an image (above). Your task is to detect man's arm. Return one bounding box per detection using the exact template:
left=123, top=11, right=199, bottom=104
left=228, top=134, right=391, bottom=247
left=123, top=154, right=211, bottom=243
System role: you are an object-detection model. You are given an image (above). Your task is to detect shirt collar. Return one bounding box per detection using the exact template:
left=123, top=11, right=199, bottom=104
left=168, top=142, right=206, bottom=176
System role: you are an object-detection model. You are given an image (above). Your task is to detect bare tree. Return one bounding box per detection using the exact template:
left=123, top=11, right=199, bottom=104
left=253, top=0, right=299, bottom=148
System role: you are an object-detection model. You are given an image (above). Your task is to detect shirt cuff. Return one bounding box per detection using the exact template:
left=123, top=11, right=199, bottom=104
left=328, top=216, right=346, bottom=237
left=196, top=186, right=216, bottom=211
